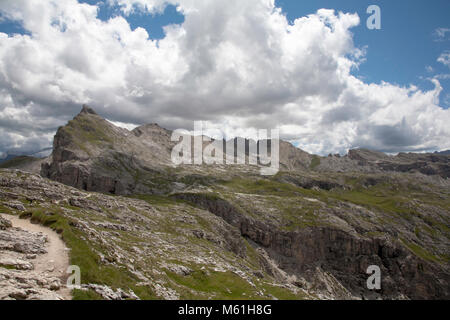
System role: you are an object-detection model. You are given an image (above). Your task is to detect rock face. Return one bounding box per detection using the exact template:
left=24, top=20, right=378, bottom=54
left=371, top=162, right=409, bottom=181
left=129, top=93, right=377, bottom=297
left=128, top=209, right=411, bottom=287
left=41, top=105, right=176, bottom=195
left=173, top=192, right=450, bottom=299
left=4, top=106, right=448, bottom=300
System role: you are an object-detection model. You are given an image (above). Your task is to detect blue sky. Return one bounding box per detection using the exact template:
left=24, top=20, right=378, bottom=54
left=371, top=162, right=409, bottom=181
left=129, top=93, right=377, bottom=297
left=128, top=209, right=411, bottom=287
left=277, top=0, right=450, bottom=106
left=80, top=0, right=185, bottom=39
left=0, top=0, right=448, bottom=107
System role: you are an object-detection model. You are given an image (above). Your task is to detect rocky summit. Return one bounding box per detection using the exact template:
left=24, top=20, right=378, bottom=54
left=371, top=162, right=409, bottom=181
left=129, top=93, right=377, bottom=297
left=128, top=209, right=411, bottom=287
left=0, top=106, right=449, bottom=300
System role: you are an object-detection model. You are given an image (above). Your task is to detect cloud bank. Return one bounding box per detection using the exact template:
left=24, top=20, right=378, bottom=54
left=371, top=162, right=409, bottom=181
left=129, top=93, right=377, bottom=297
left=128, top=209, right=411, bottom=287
left=0, top=0, right=449, bottom=156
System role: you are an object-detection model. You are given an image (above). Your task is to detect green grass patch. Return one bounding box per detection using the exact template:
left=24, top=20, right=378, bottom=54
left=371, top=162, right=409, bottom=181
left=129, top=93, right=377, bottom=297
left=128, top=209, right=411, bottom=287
left=167, top=270, right=257, bottom=300
left=261, top=283, right=310, bottom=300
left=23, top=207, right=156, bottom=300
left=0, top=156, right=39, bottom=169
left=130, top=194, right=185, bottom=206
left=399, top=238, right=442, bottom=263
left=0, top=204, right=13, bottom=214
left=221, top=178, right=308, bottom=197
left=72, top=289, right=103, bottom=300
left=309, top=156, right=321, bottom=170
left=0, top=263, right=17, bottom=270
left=329, top=188, right=405, bottom=215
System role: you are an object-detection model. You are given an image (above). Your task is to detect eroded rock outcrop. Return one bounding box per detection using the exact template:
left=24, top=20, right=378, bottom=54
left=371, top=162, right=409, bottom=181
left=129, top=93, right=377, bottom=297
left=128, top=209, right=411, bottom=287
left=174, top=192, right=450, bottom=299
left=41, top=106, right=176, bottom=195
left=346, top=149, right=450, bottom=178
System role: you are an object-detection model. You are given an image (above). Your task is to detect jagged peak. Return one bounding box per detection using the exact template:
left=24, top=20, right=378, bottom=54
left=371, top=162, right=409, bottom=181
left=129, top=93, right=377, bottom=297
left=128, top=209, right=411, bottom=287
left=79, top=104, right=98, bottom=116
left=132, top=123, right=171, bottom=137
left=134, top=123, right=163, bottom=130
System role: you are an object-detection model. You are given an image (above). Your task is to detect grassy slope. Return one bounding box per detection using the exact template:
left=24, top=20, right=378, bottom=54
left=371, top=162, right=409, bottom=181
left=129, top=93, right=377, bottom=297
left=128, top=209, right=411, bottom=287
left=212, top=174, right=450, bottom=264
left=0, top=156, right=39, bottom=169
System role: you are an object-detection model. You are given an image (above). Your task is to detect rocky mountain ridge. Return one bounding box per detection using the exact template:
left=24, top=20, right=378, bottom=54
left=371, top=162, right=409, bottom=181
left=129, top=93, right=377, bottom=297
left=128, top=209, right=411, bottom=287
left=1, top=105, right=449, bottom=300
left=41, top=106, right=450, bottom=195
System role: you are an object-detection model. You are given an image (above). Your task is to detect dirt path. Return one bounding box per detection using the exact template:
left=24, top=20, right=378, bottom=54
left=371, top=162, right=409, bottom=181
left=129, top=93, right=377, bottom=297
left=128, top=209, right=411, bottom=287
left=0, top=213, right=72, bottom=300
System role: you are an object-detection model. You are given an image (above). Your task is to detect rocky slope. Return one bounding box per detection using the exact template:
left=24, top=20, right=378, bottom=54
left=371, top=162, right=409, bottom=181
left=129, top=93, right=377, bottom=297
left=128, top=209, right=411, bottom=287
left=1, top=106, right=449, bottom=300
left=0, top=169, right=321, bottom=300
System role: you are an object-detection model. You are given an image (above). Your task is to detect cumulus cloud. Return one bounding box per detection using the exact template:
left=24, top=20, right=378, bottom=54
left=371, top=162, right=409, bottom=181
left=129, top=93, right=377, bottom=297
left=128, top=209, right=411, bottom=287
left=0, top=0, right=449, bottom=156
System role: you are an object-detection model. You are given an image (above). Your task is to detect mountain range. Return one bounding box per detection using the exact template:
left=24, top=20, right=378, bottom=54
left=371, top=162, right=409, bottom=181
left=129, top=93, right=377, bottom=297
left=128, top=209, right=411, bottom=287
left=0, top=105, right=449, bottom=300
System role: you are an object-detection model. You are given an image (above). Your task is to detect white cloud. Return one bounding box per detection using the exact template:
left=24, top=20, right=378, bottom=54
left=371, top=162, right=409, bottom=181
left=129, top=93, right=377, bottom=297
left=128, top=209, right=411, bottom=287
left=0, top=0, right=449, bottom=156
left=108, top=0, right=168, bottom=15
left=438, top=52, right=450, bottom=68
left=434, top=27, right=450, bottom=41
left=106, top=119, right=139, bottom=131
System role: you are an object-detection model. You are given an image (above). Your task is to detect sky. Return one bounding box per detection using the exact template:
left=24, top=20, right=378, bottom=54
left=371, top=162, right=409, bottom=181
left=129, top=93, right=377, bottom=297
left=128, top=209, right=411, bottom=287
left=0, top=0, right=449, bottom=157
